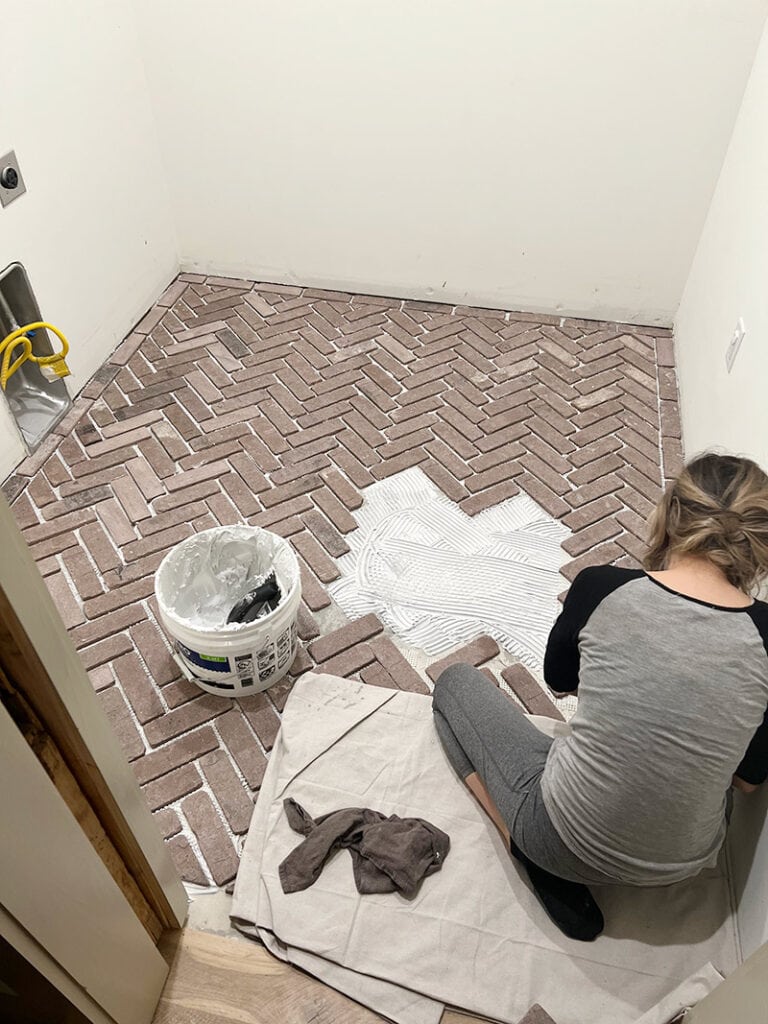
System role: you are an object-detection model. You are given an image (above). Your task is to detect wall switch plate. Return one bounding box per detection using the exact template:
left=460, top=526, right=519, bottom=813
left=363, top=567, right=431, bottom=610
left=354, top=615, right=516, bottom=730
left=0, top=151, right=27, bottom=208
left=725, top=317, right=746, bottom=373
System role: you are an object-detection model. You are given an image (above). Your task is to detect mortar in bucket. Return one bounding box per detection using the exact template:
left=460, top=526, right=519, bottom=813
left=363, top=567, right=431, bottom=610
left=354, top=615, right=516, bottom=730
left=155, top=525, right=302, bottom=696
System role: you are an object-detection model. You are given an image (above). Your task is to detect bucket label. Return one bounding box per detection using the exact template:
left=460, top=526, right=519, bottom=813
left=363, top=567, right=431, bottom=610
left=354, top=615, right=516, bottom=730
left=235, top=655, right=255, bottom=688
left=277, top=627, right=292, bottom=669
left=177, top=642, right=231, bottom=674
left=257, top=643, right=276, bottom=682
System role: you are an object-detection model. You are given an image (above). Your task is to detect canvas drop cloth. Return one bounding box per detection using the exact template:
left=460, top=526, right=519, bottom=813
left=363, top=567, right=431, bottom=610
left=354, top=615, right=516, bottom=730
left=231, top=674, right=740, bottom=1024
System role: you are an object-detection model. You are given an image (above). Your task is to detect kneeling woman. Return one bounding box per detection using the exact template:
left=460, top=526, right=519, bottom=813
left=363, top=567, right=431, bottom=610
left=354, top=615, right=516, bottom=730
left=433, top=453, right=768, bottom=941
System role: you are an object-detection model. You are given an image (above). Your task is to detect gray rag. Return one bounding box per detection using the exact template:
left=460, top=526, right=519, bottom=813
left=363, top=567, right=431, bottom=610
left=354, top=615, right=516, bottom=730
left=278, top=797, right=450, bottom=899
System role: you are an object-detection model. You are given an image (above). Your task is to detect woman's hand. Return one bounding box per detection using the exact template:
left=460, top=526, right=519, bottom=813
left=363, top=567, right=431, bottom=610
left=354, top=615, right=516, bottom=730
left=732, top=775, right=759, bottom=794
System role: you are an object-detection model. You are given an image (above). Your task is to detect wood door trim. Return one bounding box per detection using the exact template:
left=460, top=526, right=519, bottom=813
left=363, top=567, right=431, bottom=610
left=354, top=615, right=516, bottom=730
left=0, top=583, right=180, bottom=932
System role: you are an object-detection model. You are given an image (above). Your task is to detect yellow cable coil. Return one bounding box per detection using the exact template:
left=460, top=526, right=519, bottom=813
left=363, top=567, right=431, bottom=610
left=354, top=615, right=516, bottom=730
left=0, top=322, right=71, bottom=390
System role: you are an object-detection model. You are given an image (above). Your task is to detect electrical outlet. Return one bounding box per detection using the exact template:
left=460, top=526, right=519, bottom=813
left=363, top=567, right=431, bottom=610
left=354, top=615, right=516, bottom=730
left=725, top=317, right=746, bottom=373
left=0, top=150, right=26, bottom=208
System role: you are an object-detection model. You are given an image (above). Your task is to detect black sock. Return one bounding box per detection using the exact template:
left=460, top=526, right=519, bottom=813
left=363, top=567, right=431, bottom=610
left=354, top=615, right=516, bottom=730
left=509, top=838, right=604, bottom=942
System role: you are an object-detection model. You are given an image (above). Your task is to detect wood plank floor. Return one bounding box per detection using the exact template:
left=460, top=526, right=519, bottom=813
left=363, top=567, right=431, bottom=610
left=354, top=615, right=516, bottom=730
left=154, top=927, right=489, bottom=1024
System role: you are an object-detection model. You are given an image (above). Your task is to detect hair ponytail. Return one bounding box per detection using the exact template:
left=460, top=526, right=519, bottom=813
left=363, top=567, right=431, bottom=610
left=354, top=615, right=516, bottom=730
left=644, top=453, right=768, bottom=593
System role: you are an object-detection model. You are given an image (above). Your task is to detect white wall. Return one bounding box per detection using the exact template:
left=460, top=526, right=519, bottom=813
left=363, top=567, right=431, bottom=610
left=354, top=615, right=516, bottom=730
left=675, top=18, right=768, bottom=471
left=0, top=1, right=177, bottom=480
left=132, top=0, right=767, bottom=327
left=676, top=17, right=768, bottom=955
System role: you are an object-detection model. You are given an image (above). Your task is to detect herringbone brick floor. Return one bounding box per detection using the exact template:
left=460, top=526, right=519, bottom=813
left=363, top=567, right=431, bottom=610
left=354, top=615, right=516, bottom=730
left=2, top=274, right=681, bottom=885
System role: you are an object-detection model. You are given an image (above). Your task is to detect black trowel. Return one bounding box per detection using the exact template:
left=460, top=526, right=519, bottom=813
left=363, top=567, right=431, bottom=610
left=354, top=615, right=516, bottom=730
left=227, top=571, right=281, bottom=624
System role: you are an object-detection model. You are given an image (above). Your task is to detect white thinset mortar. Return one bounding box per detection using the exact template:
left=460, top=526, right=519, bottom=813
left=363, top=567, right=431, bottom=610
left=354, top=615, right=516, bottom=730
left=329, top=467, right=570, bottom=671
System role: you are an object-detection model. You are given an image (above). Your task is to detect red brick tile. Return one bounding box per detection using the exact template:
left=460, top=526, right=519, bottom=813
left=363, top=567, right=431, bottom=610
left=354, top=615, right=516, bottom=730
left=114, top=651, right=165, bottom=724
left=368, top=635, right=429, bottom=693
left=291, top=531, right=341, bottom=583
left=200, top=750, right=255, bottom=834
left=320, top=642, right=377, bottom=678
left=166, top=835, right=208, bottom=885
left=238, top=692, right=280, bottom=751
left=308, top=614, right=384, bottom=663
left=98, top=686, right=145, bottom=760
left=216, top=710, right=268, bottom=788
left=427, top=636, right=500, bottom=682
left=132, top=726, right=219, bottom=785
left=331, top=447, right=376, bottom=488
left=141, top=763, right=203, bottom=813
left=501, top=665, right=564, bottom=721
left=561, top=540, right=625, bottom=581
left=44, top=573, right=84, bottom=629
left=318, top=467, right=363, bottom=509
left=79, top=634, right=135, bottom=671
left=460, top=478, right=521, bottom=515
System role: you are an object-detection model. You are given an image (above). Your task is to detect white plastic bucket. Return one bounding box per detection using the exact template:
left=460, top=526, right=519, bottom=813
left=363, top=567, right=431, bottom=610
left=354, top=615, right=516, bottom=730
left=154, top=525, right=302, bottom=697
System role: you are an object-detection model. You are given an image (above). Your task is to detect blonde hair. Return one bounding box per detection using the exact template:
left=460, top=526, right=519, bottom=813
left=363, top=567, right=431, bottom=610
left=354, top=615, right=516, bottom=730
left=644, top=453, right=768, bottom=593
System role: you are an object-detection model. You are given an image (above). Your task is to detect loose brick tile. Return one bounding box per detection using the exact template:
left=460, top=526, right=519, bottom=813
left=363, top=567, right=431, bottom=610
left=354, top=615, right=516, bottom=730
left=421, top=459, right=469, bottom=503
left=72, top=604, right=146, bottom=650
left=568, top=435, right=622, bottom=468
left=568, top=452, right=625, bottom=487
left=79, top=522, right=121, bottom=573
left=562, top=494, right=623, bottom=532
left=165, top=459, right=232, bottom=493
left=561, top=540, right=625, bottom=582
left=371, top=447, right=428, bottom=480
left=565, top=474, right=624, bottom=509
left=166, top=835, right=208, bottom=885
left=98, top=686, right=145, bottom=760
left=319, top=467, right=363, bottom=509
left=80, top=634, right=134, bottom=671
left=143, top=763, right=203, bottom=811
left=154, top=808, right=183, bottom=840
left=114, top=651, right=165, bottom=724
left=133, top=727, right=219, bottom=785
left=216, top=710, right=268, bottom=788
left=123, top=522, right=193, bottom=564
left=296, top=603, right=321, bottom=641
left=301, top=508, right=350, bottom=558
left=45, top=574, right=85, bottom=629
left=368, top=635, right=429, bottom=693
left=308, top=614, right=384, bottom=663
left=200, top=750, right=255, bottom=834
left=312, top=487, right=359, bottom=533
left=144, top=694, right=229, bottom=748
left=501, top=665, right=564, bottom=721
left=238, top=692, right=281, bottom=751
left=259, top=473, right=323, bottom=509
left=617, top=465, right=663, bottom=505
left=460, top=479, right=520, bottom=515
left=562, top=516, right=622, bottom=557
left=360, top=662, right=400, bottom=689
left=517, top=472, right=571, bottom=518
left=427, top=637, right=500, bottom=682
left=465, top=460, right=523, bottom=494
left=182, top=792, right=240, bottom=884
left=291, top=531, right=341, bottom=583
left=330, top=447, right=375, bottom=489
left=287, top=647, right=314, bottom=679
left=321, top=642, right=377, bottom=678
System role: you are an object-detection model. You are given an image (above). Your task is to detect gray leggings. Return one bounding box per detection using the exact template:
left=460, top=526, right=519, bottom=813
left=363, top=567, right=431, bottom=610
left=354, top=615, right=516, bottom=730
left=433, top=664, right=617, bottom=885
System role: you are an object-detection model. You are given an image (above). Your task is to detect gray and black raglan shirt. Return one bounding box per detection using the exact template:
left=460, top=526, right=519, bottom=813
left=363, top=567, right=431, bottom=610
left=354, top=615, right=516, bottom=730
left=541, top=566, right=768, bottom=885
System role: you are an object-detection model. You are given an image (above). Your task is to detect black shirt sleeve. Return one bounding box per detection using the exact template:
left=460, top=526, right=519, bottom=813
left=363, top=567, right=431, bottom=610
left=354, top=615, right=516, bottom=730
left=543, top=565, right=644, bottom=694
left=736, top=602, right=768, bottom=785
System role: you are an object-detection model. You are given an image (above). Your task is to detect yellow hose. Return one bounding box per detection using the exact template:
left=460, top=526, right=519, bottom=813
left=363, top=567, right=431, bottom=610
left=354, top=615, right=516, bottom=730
left=0, top=322, right=70, bottom=390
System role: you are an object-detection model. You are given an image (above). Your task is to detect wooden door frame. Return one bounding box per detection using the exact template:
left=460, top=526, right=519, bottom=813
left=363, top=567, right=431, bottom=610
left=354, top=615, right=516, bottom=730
left=0, top=492, right=186, bottom=936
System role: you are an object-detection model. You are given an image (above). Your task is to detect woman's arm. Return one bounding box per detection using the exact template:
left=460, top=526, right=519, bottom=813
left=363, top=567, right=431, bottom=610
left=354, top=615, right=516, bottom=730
left=733, top=705, right=768, bottom=793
